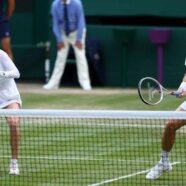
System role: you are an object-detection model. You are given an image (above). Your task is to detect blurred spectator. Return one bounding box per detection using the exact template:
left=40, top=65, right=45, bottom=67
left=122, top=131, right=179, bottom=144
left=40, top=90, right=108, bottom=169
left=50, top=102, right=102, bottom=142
left=0, top=0, right=15, bottom=60
left=43, top=0, right=92, bottom=90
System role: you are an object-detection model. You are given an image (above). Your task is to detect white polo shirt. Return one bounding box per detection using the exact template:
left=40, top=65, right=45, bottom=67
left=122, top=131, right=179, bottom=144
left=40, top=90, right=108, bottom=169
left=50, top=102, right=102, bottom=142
left=0, top=50, right=22, bottom=108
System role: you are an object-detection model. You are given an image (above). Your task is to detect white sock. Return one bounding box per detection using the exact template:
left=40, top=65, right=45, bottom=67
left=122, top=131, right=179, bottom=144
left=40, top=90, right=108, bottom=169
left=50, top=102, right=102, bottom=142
left=160, top=150, right=169, bottom=163
left=11, top=159, right=18, bottom=164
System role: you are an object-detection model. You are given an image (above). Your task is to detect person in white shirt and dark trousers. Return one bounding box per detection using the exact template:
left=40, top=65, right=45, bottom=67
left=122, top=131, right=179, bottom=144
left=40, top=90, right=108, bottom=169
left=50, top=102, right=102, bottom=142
left=43, top=0, right=92, bottom=90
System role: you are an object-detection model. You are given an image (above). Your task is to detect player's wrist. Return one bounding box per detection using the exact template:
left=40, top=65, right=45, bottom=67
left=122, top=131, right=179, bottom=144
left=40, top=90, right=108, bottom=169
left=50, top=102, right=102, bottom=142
left=179, top=82, right=186, bottom=91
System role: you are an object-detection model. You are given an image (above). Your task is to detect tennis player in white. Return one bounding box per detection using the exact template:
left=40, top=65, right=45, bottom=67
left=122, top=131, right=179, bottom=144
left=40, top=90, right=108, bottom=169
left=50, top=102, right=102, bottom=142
left=0, top=49, right=21, bottom=175
left=146, top=73, right=186, bottom=179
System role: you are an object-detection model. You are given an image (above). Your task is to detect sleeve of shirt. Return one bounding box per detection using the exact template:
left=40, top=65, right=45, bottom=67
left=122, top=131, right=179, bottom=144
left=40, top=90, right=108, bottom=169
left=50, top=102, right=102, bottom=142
left=76, top=1, right=86, bottom=42
left=0, top=51, right=20, bottom=79
left=51, top=3, right=64, bottom=43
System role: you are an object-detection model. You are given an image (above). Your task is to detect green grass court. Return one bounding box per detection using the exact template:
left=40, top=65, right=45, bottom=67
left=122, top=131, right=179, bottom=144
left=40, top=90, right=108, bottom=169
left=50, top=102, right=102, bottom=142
left=1, top=86, right=186, bottom=185
left=19, top=86, right=183, bottom=110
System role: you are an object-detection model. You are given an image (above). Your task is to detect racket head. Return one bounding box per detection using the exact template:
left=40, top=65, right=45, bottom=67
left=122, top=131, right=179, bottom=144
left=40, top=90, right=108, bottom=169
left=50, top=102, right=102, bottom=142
left=138, top=77, right=164, bottom=105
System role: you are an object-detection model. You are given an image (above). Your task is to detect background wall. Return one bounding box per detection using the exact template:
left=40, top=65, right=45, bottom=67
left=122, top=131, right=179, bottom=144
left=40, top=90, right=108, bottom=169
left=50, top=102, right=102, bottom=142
left=87, top=26, right=186, bottom=87
left=8, top=0, right=186, bottom=88
left=10, top=0, right=51, bottom=79
left=82, top=0, right=186, bottom=17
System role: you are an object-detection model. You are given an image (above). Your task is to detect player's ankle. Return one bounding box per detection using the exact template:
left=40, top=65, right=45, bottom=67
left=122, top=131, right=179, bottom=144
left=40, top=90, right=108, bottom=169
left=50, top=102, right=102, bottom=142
left=11, top=159, right=18, bottom=164
left=160, top=150, right=170, bottom=163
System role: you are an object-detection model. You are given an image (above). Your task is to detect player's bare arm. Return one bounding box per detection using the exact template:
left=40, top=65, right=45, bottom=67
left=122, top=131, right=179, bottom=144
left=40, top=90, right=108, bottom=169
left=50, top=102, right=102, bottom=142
left=177, top=73, right=186, bottom=98
left=7, top=0, right=15, bottom=18
left=182, top=73, right=186, bottom=82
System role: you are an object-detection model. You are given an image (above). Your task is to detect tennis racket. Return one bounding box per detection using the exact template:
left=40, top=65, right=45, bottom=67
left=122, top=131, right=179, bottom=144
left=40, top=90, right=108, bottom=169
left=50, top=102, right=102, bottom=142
left=138, top=77, right=179, bottom=105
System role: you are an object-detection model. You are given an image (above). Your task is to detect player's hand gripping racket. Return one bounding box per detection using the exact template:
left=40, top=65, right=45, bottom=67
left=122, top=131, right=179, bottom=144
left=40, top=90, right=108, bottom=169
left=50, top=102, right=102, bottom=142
left=138, top=77, right=179, bottom=105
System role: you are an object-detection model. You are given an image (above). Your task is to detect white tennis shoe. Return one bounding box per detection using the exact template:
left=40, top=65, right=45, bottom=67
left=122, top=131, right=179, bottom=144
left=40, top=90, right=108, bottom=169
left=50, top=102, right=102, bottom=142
left=9, top=160, right=20, bottom=175
left=82, top=85, right=92, bottom=91
left=81, top=83, right=92, bottom=91
left=43, top=83, right=59, bottom=90
left=146, top=161, right=172, bottom=180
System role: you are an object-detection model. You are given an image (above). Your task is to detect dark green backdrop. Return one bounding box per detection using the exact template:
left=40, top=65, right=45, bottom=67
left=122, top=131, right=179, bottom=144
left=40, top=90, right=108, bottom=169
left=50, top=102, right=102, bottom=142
left=82, top=0, right=186, bottom=17
left=8, top=0, right=186, bottom=87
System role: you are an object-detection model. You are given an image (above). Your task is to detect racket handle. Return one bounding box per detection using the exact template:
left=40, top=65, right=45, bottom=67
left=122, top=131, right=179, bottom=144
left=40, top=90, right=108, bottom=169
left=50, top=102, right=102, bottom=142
left=171, top=91, right=182, bottom=97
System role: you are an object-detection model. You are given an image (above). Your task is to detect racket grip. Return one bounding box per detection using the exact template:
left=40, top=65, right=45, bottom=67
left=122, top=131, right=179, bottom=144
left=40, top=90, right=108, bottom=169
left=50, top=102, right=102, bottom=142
left=171, top=91, right=182, bottom=97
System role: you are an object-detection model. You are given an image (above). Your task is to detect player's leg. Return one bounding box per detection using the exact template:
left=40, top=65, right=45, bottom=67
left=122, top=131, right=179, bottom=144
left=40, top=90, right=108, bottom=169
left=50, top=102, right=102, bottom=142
left=1, top=37, right=14, bottom=60
left=0, top=21, right=14, bottom=60
left=5, top=102, right=20, bottom=175
left=70, top=31, right=91, bottom=90
left=162, top=107, right=186, bottom=153
left=43, top=37, right=70, bottom=90
left=146, top=104, right=186, bottom=180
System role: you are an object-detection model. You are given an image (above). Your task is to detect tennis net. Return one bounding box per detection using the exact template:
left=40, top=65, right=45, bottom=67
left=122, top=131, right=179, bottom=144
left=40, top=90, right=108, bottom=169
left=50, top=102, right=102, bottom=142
left=0, top=109, right=186, bottom=186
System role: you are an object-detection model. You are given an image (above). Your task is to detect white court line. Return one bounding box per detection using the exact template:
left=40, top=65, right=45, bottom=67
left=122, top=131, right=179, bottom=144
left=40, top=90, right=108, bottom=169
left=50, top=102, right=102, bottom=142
left=88, top=170, right=150, bottom=186
left=88, top=162, right=181, bottom=186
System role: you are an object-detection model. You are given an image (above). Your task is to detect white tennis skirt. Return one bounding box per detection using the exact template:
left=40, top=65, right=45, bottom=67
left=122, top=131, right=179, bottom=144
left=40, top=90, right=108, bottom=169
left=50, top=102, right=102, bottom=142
left=0, top=99, right=22, bottom=109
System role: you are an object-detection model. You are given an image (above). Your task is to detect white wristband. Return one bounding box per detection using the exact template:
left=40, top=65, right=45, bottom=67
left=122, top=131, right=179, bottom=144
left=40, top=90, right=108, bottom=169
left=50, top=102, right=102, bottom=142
left=179, top=82, right=186, bottom=91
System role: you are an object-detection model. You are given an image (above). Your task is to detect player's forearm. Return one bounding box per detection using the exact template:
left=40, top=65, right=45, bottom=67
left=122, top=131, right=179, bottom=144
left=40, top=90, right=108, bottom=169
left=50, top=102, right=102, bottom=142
left=7, top=0, right=15, bottom=18
left=182, top=74, right=186, bottom=82
left=178, top=74, right=186, bottom=92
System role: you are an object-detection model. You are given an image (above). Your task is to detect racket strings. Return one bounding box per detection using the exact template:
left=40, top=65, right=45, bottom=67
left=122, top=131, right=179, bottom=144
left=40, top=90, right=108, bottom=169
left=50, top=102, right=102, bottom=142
left=140, top=79, right=162, bottom=105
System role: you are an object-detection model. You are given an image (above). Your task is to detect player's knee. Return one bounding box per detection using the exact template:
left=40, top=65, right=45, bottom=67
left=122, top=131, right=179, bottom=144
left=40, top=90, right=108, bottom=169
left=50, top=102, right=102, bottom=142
left=165, top=120, right=178, bottom=132
left=7, top=117, right=19, bottom=127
